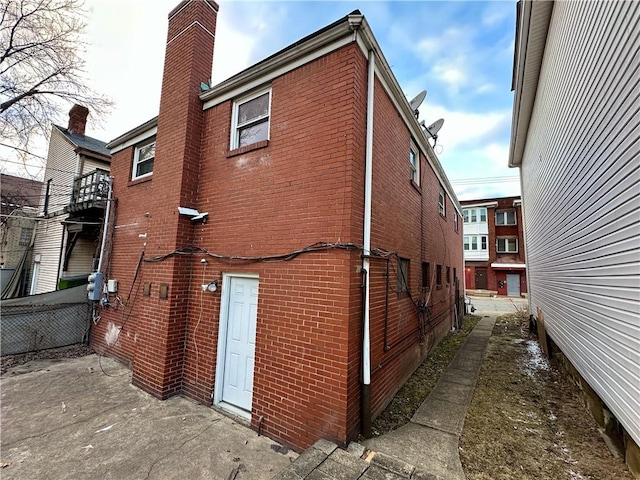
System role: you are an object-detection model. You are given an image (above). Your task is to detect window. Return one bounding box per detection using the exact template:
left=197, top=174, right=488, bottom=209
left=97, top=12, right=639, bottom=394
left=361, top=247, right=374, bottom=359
left=453, top=267, right=457, bottom=285
left=438, top=187, right=446, bottom=216
left=464, top=208, right=487, bottom=223
left=397, top=258, right=409, bottom=293
left=19, top=227, right=33, bottom=246
left=132, top=139, right=155, bottom=180
left=232, top=88, right=271, bottom=149
left=454, top=213, right=458, bottom=232
left=436, top=264, right=442, bottom=288
left=497, top=237, right=518, bottom=253
left=464, top=235, right=488, bottom=251
left=446, top=266, right=450, bottom=285
left=496, top=210, right=516, bottom=225
left=409, top=142, right=419, bottom=184
left=422, top=262, right=430, bottom=289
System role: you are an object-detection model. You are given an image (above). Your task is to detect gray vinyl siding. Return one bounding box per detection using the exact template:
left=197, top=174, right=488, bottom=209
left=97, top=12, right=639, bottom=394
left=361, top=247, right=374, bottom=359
left=520, top=0, right=640, bottom=445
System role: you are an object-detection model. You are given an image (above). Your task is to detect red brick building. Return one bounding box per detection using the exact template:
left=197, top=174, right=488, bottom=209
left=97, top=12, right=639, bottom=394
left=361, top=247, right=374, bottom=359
left=91, top=1, right=463, bottom=451
left=461, top=196, right=527, bottom=297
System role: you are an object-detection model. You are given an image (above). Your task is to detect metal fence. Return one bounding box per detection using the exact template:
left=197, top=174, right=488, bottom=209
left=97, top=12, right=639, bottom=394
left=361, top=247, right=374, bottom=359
left=1, top=286, right=91, bottom=356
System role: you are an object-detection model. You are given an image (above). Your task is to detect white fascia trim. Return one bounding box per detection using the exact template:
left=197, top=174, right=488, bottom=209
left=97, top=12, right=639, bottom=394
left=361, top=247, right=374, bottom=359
left=513, top=199, right=522, bottom=206
left=462, top=201, right=499, bottom=209
left=491, top=263, right=527, bottom=269
left=110, top=127, right=158, bottom=154
left=201, top=21, right=355, bottom=110
left=356, top=22, right=461, bottom=215
left=508, top=0, right=553, bottom=168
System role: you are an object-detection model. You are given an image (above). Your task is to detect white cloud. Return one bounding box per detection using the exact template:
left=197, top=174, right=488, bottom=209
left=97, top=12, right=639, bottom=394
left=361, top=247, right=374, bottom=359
left=211, top=15, right=257, bottom=84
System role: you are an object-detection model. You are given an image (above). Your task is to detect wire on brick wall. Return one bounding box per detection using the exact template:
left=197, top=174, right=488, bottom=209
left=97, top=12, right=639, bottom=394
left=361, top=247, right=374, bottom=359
left=142, top=242, right=379, bottom=264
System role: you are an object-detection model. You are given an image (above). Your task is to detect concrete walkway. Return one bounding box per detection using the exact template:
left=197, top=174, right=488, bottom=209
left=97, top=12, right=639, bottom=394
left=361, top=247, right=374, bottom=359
left=274, top=316, right=497, bottom=480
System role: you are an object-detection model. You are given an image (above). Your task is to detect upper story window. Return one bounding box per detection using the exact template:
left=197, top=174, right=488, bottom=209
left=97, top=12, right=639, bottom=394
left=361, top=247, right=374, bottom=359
left=438, top=187, right=446, bottom=216
left=464, top=235, right=488, bottom=251
left=454, top=212, right=458, bottom=232
left=132, top=139, right=155, bottom=180
left=497, top=237, right=518, bottom=253
left=409, top=142, right=419, bottom=184
left=496, top=210, right=516, bottom=225
left=463, top=207, right=487, bottom=223
left=436, top=264, right=442, bottom=288
left=232, top=88, right=271, bottom=149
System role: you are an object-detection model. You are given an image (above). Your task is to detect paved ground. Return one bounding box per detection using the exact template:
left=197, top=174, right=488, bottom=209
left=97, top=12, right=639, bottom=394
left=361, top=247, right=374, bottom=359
left=0, top=355, right=297, bottom=479
left=1, top=297, right=516, bottom=480
left=275, top=315, right=498, bottom=480
left=466, top=295, right=527, bottom=315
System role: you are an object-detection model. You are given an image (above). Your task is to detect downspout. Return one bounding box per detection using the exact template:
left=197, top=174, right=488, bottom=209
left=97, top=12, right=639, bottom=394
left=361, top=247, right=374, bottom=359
left=97, top=176, right=113, bottom=274
left=361, top=48, right=375, bottom=439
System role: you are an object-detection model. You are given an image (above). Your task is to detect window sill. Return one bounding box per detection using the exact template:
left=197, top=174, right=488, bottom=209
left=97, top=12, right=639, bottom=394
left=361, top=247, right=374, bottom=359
left=128, top=175, right=152, bottom=187
left=410, top=180, right=422, bottom=194
left=227, top=140, right=269, bottom=158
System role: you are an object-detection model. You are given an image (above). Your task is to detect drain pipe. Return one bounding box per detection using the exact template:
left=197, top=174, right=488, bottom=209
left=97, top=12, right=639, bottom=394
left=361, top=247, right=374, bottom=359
left=361, top=48, right=375, bottom=439
left=97, top=176, right=113, bottom=274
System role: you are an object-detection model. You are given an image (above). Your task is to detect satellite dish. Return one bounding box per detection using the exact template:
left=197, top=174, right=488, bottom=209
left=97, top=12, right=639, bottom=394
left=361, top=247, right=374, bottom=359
left=425, top=118, right=444, bottom=138
left=409, top=90, right=427, bottom=118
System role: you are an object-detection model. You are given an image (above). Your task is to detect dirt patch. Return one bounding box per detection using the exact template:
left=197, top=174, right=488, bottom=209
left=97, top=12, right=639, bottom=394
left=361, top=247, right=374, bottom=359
left=371, top=315, right=480, bottom=436
left=1, top=344, right=93, bottom=376
left=460, top=312, right=633, bottom=480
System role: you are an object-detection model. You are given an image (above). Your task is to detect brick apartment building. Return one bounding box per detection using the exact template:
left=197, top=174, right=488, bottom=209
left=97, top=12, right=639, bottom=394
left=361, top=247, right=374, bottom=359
left=90, top=1, right=463, bottom=451
left=461, top=196, right=527, bottom=297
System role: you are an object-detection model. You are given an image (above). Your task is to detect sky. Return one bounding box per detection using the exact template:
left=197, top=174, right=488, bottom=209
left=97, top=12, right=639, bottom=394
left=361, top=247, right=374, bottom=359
left=3, top=0, right=521, bottom=201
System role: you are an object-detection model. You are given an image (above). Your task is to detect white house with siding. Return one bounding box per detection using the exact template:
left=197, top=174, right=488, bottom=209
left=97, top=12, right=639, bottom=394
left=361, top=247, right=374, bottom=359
left=509, top=0, right=640, bottom=473
left=31, top=105, right=111, bottom=294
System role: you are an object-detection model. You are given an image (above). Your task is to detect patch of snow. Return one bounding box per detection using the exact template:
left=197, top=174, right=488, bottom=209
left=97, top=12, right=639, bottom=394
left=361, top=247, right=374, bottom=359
left=521, top=340, right=550, bottom=376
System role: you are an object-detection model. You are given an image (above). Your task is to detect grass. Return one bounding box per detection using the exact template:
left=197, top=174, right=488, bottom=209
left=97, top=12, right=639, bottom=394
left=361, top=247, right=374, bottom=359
left=371, top=314, right=481, bottom=436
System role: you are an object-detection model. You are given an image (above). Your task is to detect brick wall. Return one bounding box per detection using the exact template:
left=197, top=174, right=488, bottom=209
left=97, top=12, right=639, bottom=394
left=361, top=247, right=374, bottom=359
left=92, top=14, right=463, bottom=452
left=366, top=77, right=464, bottom=419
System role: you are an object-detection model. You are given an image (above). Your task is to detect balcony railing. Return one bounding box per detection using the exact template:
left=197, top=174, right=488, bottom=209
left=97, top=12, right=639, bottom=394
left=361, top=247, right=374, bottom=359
left=64, top=169, right=109, bottom=214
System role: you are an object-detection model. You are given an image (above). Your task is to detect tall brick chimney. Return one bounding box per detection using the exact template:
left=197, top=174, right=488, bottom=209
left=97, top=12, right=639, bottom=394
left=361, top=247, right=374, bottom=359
left=130, top=0, right=218, bottom=399
left=68, top=104, right=89, bottom=135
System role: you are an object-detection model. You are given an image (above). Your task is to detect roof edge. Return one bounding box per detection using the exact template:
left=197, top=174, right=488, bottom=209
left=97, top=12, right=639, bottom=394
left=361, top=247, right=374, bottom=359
left=508, top=0, right=553, bottom=168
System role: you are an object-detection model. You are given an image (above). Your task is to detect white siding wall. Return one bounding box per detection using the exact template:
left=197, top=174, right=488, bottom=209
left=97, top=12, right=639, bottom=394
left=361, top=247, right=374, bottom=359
left=520, top=1, right=640, bottom=444
left=32, top=129, right=77, bottom=293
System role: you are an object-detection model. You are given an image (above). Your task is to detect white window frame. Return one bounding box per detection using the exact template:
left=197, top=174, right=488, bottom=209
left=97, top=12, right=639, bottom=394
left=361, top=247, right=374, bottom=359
left=496, top=210, right=517, bottom=226
left=497, top=237, right=518, bottom=253
left=438, top=187, right=446, bottom=216
left=454, top=212, right=458, bottom=232
left=409, top=141, right=419, bottom=185
left=480, top=208, right=487, bottom=222
left=470, top=209, right=477, bottom=222
left=230, top=87, right=272, bottom=150
left=132, top=138, right=156, bottom=180
left=463, top=209, right=470, bottom=223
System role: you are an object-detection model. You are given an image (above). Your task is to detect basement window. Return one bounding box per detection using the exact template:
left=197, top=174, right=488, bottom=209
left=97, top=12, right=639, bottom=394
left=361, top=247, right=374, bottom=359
left=397, top=257, right=409, bottom=294
left=132, top=138, right=155, bottom=180
left=232, top=88, right=271, bottom=149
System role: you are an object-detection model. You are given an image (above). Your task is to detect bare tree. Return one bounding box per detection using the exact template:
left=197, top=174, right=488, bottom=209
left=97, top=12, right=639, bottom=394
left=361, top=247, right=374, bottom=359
left=0, top=0, right=111, bottom=161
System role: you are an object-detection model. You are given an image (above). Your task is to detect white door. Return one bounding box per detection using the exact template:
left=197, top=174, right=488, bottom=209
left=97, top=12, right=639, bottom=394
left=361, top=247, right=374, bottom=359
left=506, top=274, right=520, bottom=297
left=221, top=276, right=258, bottom=413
